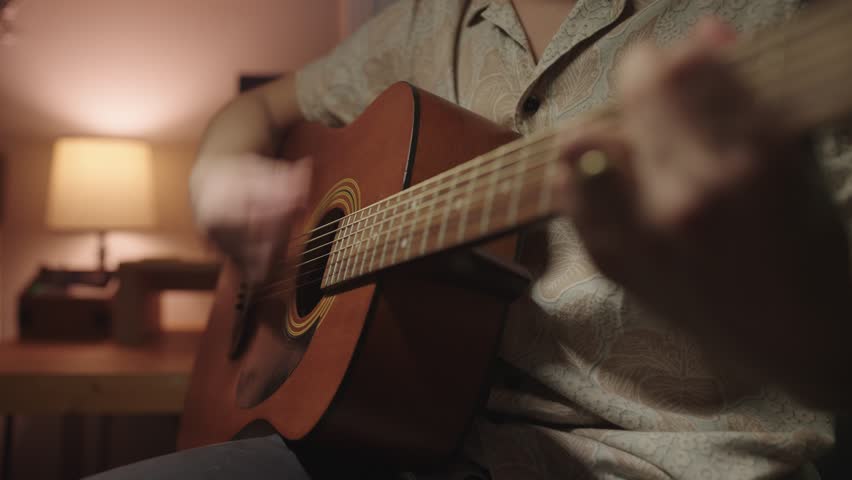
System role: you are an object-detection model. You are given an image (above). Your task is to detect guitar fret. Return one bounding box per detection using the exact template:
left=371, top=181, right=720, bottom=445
left=324, top=225, right=338, bottom=286
left=457, top=159, right=480, bottom=243
left=419, top=190, right=435, bottom=255
left=391, top=193, right=407, bottom=264
left=436, top=172, right=458, bottom=248
left=480, top=152, right=504, bottom=234
left=342, top=210, right=362, bottom=282
left=507, top=149, right=526, bottom=224
left=324, top=235, right=334, bottom=286
left=380, top=197, right=396, bottom=268
left=342, top=215, right=359, bottom=284
left=329, top=215, right=351, bottom=285
left=538, top=152, right=558, bottom=214
left=404, top=195, right=418, bottom=261
left=336, top=217, right=349, bottom=284
left=369, top=204, right=384, bottom=272
left=340, top=213, right=353, bottom=283
left=357, top=205, right=374, bottom=276
left=355, top=210, right=369, bottom=277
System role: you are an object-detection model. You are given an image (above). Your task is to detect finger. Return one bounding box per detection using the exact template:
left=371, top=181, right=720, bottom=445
left=274, top=155, right=313, bottom=210
left=559, top=123, right=632, bottom=217
left=289, top=155, right=313, bottom=193
left=245, top=156, right=313, bottom=249
left=617, top=34, right=761, bottom=229
left=559, top=125, right=638, bottom=278
left=242, top=239, right=276, bottom=285
left=251, top=155, right=313, bottom=218
left=619, top=21, right=749, bottom=150
left=243, top=206, right=300, bottom=284
left=692, top=16, right=737, bottom=47
left=235, top=157, right=313, bottom=283
left=669, top=16, right=736, bottom=77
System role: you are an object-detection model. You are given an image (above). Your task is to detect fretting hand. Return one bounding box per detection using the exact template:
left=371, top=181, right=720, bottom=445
left=558, top=18, right=852, bottom=406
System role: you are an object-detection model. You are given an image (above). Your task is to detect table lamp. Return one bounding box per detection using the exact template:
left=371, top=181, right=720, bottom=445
left=45, top=137, right=156, bottom=285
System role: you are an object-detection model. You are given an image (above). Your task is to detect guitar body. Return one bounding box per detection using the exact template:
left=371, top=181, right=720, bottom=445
left=178, top=83, right=526, bottom=469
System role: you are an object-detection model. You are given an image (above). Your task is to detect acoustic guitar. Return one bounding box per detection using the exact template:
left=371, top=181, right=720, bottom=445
left=179, top=1, right=852, bottom=471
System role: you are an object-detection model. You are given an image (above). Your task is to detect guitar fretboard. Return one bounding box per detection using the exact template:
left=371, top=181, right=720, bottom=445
left=323, top=137, right=563, bottom=287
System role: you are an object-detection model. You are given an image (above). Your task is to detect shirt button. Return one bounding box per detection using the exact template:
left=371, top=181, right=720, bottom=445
left=522, top=95, right=541, bottom=114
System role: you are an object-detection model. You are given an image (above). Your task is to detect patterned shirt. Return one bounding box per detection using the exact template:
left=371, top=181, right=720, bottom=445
left=296, top=1, right=849, bottom=478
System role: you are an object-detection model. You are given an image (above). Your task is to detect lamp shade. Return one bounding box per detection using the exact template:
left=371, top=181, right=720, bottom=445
left=46, top=137, right=156, bottom=230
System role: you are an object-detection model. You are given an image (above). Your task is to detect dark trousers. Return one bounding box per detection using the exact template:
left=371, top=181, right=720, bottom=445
left=86, top=435, right=489, bottom=480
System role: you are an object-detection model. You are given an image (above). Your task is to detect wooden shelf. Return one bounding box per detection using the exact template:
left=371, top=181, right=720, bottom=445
left=0, top=332, right=200, bottom=415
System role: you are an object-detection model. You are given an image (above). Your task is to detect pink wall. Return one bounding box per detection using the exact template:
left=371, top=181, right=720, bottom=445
left=0, top=0, right=342, bottom=141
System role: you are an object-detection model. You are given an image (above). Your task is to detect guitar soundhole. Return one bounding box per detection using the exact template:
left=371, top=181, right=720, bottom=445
left=295, top=208, right=344, bottom=318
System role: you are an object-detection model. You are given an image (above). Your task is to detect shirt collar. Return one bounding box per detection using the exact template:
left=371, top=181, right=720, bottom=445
left=468, top=0, right=530, bottom=51
left=468, top=0, right=628, bottom=67
left=537, top=0, right=627, bottom=67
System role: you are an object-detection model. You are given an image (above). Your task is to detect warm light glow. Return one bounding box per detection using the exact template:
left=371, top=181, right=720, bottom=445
left=46, top=137, right=156, bottom=230
left=0, top=0, right=342, bottom=142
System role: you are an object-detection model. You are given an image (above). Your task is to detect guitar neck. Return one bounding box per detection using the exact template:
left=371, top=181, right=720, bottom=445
left=322, top=131, right=563, bottom=288
left=321, top=0, right=852, bottom=289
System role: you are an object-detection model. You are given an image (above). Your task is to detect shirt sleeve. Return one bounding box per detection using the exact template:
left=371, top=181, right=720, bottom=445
left=295, top=0, right=417, bottom=127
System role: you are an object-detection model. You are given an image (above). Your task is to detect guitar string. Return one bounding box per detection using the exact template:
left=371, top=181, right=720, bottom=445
left=283, top=138, right=559, bottom=263
left=254, top=170, right=557, bottom=300
left=275, top=0, right=851, bottom=248
left=272, top=145, right=556, bottom=269
left=256, top=27, right=852, bottom=298
left=257, top=193, right=553, bottom=299
left=282, top=126, right=562, bottom=255
left=255, top=149, right=557, bottom=295
left=282, top=124, right=558, bottom=244
left=258, top=153, right=556, bottom=295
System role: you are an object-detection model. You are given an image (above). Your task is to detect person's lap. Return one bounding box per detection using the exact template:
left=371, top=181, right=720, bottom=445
left=86, top=435, right=310, bottom=480
left=86, top=434, right=489, bottom=480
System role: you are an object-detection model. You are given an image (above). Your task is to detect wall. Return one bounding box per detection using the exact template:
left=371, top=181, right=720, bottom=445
left=0, top=151, right=5, bottom=339
left=0, top=0, right=343, bottom=141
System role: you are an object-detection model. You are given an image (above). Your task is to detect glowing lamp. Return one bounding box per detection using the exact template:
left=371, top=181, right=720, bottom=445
left=46, top=137, right=156, bottom=274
